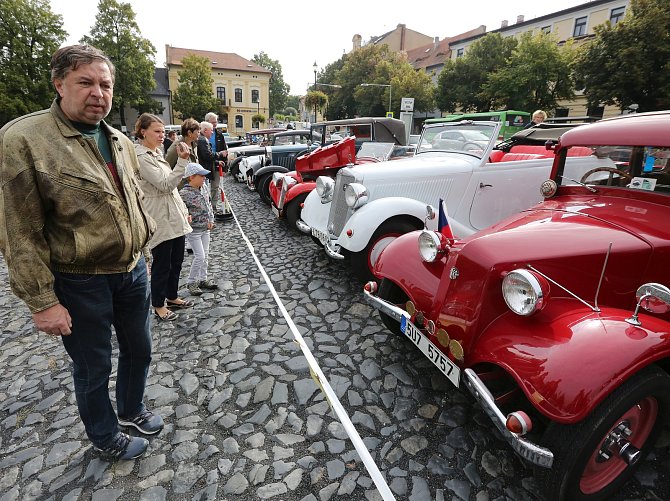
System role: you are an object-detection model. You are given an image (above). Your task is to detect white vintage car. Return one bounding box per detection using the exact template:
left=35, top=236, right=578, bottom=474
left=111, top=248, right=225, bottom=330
left=298, top=120, right=608, bottom=282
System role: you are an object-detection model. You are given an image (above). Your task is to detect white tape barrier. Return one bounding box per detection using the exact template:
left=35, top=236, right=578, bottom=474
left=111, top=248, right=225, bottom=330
left=226, top=198, right=396, bottom=501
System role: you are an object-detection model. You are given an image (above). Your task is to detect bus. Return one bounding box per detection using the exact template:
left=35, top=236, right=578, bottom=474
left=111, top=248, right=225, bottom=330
left=425, top=110, right=531, bottom=141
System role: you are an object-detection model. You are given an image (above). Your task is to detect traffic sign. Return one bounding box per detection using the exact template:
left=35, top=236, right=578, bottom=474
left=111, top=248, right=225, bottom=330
left=386, top=112, right=394, bottom=118
left=401, top=98, right=415, bottom=112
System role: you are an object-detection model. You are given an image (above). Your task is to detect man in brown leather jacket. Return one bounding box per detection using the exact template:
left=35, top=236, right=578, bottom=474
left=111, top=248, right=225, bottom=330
left=0, top=45, right=161, bottom=461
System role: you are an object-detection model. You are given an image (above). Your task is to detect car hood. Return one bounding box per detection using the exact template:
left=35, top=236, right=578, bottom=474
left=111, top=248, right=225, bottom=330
left=346, top=151, right=477, bottom=183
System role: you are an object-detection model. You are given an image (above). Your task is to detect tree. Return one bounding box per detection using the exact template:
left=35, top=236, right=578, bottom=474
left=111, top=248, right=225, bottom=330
left=172, top=54, right=219, bottom=121
left=305, top=91, right=328, bottom=121
left=0, top=0, right=66, bottom=126
left=483, top=33, right=575, bottom=112
left=285, top=95, right=301, bottom=110
left=252, top=52, right=289, bottom=116
left=436, top=33, right=517, bottom=112
left=81, top=0, right=157, bottom=127
left=575, top=0, right=670, bottom=112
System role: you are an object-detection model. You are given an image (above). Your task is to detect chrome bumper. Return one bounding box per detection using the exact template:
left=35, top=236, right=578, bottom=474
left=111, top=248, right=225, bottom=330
left=364, top=290, right=554, bottom=469
left=324, top=239, right=345, bottom=260
left=296, top=219, right=311, bottom=234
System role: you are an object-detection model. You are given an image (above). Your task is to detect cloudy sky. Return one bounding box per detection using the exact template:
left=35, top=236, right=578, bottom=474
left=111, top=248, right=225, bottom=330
left=47, top=0, right=587, bottom=94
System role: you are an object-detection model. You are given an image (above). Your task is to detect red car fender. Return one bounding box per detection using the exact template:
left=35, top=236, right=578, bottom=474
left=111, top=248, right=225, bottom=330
left=374, top=231, right=446, bottom=314
left=269, top=179, right=280, bottom=206
left=469, top=301, right=670, bottom=424
left=285, top=181, right=316, bottom=205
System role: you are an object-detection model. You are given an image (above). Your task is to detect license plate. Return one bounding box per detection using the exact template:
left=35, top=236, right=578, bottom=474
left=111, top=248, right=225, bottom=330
left=271, top=205, right=280, bottom=218
left=311, top=227, right=329, bottom=245
left=401, top=315, right=460, bottom=387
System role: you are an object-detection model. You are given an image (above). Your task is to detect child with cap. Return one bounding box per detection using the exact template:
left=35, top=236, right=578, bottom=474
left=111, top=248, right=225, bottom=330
left=179, top=163, right=218, bottom=296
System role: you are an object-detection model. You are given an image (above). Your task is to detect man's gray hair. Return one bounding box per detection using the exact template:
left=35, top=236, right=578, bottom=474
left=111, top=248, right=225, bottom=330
left=200, top=121, right=213, bottom=131
left=51, top=44, right=116, bottom=84
left=205, top=112, right=218, bottom=123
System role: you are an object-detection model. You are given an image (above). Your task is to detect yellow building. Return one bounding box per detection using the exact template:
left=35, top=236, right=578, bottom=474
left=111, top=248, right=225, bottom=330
left=165, top=45, right=272, bottom=135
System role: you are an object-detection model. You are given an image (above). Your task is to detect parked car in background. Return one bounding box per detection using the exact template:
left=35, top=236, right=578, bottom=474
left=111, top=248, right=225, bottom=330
left=300, top=121, right=599, bottom=282
left=425, top=109, right=531, bottom=141
left=364, top=111, right=670, bottom=500
left=253, top=117, right=407, bottom=206
left=227, top=127, right=289, bottom=178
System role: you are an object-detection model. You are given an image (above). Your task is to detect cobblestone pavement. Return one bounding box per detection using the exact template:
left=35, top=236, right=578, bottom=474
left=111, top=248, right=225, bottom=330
left=1, top=174, right=669, bottom=501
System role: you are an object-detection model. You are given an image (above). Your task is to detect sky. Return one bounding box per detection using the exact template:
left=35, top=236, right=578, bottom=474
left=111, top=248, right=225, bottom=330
left=47, top=0, right=587, bottom=94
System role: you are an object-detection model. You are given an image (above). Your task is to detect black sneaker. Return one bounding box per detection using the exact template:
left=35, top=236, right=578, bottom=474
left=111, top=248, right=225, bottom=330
left=118, top=409, right=164, bottom=435
left=94, top=432, right=148, bottom=460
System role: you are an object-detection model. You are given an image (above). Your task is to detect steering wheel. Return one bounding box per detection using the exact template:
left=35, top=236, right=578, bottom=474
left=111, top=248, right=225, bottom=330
left=580, top=167, right=633, bottom=186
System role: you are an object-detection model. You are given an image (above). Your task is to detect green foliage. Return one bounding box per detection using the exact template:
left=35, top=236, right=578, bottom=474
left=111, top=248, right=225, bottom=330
left=285, top=95, right=301, bottom=110
left=575, top=0, right=670, bottom=111
left=251, top=113, right=265, bottom=127
left=172, top=54, right=219, bottom=121
left=322, top=44, right=434, bottom=119
left=305, top=91, right=328, bottom=112
left=252, top=52, right=289, bottom=116
left=436, top=33, right=517, bottom=112
left=0, top=0, right=66, bottom=126
left=283, top=106, right=298, bottom=117
left=484, top=33, right=575, bottom=112
left=81, top=0, right=157, bottom=127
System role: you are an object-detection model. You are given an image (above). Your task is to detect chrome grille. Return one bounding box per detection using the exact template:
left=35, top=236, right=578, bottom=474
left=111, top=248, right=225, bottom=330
left=328, top=171, right=356, bottom=237
left=277, top=155, right=297, bottom=169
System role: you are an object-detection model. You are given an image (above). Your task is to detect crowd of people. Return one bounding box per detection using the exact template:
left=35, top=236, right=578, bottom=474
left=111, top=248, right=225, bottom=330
left=0, top=44, right=229, bottom=461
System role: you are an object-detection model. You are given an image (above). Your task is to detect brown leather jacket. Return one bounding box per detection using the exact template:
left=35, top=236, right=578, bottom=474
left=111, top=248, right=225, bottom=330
left=0, top=100, right=155, bottom=313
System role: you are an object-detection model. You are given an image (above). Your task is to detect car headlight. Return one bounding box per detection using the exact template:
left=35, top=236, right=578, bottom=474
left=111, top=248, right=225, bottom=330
left=272, top=172, right=284, bottom=186
left=502, top=269, right=549, bottom=316
left=282, top=176, right=297, bottom=191
left=316, top=176, right=335, bottom=203
left=344, top=183, right=368, bottom=209
left=418, top=230, right=450, bottom=262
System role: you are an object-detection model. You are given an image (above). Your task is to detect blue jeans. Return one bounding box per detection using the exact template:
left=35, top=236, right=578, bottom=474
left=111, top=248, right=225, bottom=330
left=54, top=258, right=152, bottom=448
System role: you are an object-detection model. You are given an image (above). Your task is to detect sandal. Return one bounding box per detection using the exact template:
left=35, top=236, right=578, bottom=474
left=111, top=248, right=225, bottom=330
left=166, top=299, right=194, bottom=310
left=154, top=309, right=178, bottom=321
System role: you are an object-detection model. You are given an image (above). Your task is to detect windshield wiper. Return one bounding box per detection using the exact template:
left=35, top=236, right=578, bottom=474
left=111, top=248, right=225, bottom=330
left=559, top=175, right=598, bottom=193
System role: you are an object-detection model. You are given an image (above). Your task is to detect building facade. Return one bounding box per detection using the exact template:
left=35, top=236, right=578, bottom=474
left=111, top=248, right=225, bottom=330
left=448, top=0, right=631, bottom=118
left=165, top=46, right=272, bottom=135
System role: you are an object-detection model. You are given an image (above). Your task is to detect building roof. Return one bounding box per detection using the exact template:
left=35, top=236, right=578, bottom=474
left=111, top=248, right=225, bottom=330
left=165, top=46, right=272, bottom=74
left=152, top=68, right=169, bottom=97
left=406, top=26, right=486, bottom=70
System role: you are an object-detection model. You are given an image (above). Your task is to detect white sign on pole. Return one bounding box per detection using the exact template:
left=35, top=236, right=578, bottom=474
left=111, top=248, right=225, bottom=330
left=401, top=98, right=415, bottom=112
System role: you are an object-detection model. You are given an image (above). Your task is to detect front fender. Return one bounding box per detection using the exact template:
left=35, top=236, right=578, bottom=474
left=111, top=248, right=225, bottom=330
left=374, top=231, right=446, bottom=314
left=255, top=164, right=289, bottom=182
left=285, top=182, right=316, bottom=204
left=470, top=303, right=670, bottom=423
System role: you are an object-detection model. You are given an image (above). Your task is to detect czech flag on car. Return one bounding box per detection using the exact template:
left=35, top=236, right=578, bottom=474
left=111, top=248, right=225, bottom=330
left=438, top=198, right=455, bottom=240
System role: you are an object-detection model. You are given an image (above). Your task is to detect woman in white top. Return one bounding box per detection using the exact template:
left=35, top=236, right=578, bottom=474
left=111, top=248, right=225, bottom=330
left=134, top=113, right=193, bottom=321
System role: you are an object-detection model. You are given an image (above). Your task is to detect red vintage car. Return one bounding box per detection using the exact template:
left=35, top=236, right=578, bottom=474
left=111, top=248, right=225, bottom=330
left=364, top=111, right=670, bottom=500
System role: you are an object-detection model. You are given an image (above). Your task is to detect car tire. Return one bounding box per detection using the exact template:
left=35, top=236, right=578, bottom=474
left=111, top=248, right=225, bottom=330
left=377, top=278, right=408, bottom=335
left=351, top=219, right=418, bottom=283
left=285, top=193, right=308, bottom=231
left=257, top=174, right=273, bottom=205
left=537, top=365, right=670, bottom=501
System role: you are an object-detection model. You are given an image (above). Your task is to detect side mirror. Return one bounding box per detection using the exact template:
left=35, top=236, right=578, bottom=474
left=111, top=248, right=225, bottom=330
left=424, top=205, right=436, bottom=228
left=626, top=283, right=670, bottom=325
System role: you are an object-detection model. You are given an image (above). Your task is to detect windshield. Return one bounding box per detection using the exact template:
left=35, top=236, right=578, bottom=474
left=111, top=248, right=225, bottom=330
left=560, top=145, right=670, bottom=195
left=417, top=123, right=495, bottom=158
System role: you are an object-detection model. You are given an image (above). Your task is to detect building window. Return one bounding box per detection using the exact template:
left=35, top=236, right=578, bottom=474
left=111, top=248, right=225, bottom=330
left=235, top=115, right=243, bottom=129
left=216, top=86, right=226, bottom=101
left=251, top=89, right=259, bottom=103
left=587, top=105, right=604, bottom=119
left=456, top=48, right=464, bottom=58
left=573, top=16, right=587, bottom=37
left=554, top=108, right=569, bottom=118
left=541, top=25, right=551, bottom=34
left=610, top=6, right=625, bottom=24
left=234, top=88, right=242, bottom=103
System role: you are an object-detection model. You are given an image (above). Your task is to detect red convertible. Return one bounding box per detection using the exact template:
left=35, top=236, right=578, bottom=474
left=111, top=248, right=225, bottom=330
left=364, top=112, right=670, bottom=500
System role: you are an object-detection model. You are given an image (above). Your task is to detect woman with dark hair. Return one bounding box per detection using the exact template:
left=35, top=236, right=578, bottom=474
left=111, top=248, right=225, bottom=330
left=134, top=113, right=193, bottom=321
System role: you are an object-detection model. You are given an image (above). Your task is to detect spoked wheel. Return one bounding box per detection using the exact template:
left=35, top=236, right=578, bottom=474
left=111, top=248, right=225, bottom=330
left=257, top=174, right=273, bottom=205
left=286, top=193, right=308, bottom=231
left=351, top=220, right=417, bottom=283
left=377, top=278, right=408, bottom=335
left=538, top=366, right=670, bottom=501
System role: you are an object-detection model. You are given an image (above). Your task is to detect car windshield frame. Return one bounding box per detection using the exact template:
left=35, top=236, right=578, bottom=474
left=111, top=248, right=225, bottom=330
left=416, top=121, right=499, bottom=159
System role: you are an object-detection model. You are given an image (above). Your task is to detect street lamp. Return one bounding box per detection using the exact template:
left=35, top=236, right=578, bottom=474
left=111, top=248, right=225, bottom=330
left=360, top=83, right=392, bottom=116
left=313, top=61, right=318, bottom=123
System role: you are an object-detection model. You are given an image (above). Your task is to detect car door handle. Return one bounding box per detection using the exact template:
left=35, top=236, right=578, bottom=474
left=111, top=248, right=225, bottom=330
left=479, top=182, right=493, bottom=188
